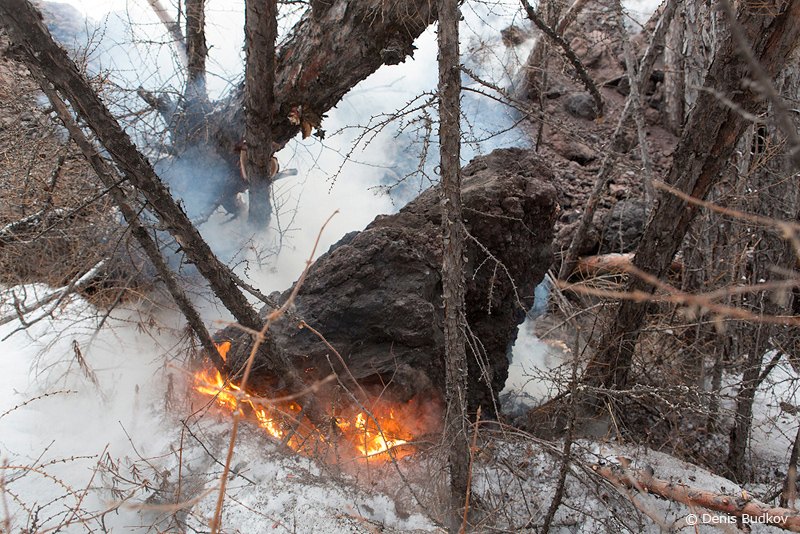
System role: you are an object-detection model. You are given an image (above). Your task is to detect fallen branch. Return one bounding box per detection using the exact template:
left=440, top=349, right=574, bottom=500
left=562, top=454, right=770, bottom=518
left=0, top=208, right=70, bottom=246
left=594, top=465, right=800, bottom=532
left=574, top=253, right=683, bottom=277
left=0, top=259, right=107, bottom=329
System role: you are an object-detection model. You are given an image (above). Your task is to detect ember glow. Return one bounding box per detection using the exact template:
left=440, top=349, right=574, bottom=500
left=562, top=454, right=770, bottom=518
left=193, top=343, right=417, bottom=460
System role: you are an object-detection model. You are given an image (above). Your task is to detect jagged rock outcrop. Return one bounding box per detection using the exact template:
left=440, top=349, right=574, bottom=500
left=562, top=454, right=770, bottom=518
left=221, top=148, right=559, bottom=414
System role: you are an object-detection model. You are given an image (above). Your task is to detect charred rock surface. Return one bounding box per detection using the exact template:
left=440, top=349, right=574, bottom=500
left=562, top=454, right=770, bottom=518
left=221, top=148, right=559, bottom=415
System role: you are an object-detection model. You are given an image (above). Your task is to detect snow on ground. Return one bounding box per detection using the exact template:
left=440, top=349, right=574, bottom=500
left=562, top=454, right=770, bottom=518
left=741, top=353, right=800, bottom=481
left=0, top=287, right=445, bottom=532
left=0, top=287, right=181, bottom=531
left=180, top=423, right=442, bottom=533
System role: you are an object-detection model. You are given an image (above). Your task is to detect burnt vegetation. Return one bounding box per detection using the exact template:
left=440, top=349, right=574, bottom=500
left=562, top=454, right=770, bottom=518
left=1, top=0, right=800, bottom=532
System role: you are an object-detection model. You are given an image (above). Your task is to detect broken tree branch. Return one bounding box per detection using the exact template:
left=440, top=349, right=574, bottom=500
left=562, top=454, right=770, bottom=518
left=594, top=464, right=800, bottom=532
left=145, top=0, right=187, bottom=68
left=33, top=75, right=224, bottom=371
left=0, top=259, right=107, bottom=330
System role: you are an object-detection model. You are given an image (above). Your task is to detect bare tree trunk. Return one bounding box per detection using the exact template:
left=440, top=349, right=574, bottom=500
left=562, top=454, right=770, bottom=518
left=244, top=0, right=278, bottom=227
left=661, top=2, right=685, bottom=134
left=782, top=425, right=800, bottom=509
left=662, top=0, right=717, bottom=134
left=726, top=302, right=768, bottom=481
left=34, top=75, right=224, bottom=372
left=582, top=0, right=800, bottom=391
left=185, top=0, right=207, bottom=102
left=438, top=0, right=470, bottom=525
left=725, top=48, right=800, bottom=477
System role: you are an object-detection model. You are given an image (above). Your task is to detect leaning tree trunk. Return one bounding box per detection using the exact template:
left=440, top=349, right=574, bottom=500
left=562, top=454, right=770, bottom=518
left=244, top=0, right=277, bottom=227
left=0, top=0, right=333, bottom=429
left=438, top=0, right=470, bottom=524
left=582, top=0, right=800, bottom=392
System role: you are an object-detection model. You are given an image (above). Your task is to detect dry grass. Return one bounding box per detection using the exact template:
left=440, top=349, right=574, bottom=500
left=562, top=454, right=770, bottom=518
left=0, top=33, right=147, bottom=305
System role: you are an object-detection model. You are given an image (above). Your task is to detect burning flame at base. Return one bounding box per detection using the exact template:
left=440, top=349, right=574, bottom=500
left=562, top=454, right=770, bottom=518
left=193, top=343, right=418, bottom=461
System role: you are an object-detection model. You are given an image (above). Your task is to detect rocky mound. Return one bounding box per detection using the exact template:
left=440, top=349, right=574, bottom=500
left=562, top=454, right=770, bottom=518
left=221, top=148, right=559, bottom=414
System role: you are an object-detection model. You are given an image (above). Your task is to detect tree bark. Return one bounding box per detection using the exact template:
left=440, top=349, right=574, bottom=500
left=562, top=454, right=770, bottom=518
left=209, top=0, right=438, bottom=153
left=438, top=0, right=470, bottom=523
left=661, top=1, right=685, bottom=134
left=185, top=0, right=207, bottom=102
left=244, top=0, right=277, bottom=227
left=582, top=0, right=800, bottom=391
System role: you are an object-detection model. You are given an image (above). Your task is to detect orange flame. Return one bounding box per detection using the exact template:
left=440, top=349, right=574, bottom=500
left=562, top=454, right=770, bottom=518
left=193, top=343, right=416, bottom=460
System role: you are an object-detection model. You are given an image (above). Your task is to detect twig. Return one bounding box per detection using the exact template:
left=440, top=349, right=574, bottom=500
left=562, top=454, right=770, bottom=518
left=460, top=406, right=481, bottom=533
left=61, top=444, right=109, bottom=528
left=654, top=179, right=800, bottom=261
left=0, top=390, right=76, bottom=420
left=209, top=211, right=338, bottom=534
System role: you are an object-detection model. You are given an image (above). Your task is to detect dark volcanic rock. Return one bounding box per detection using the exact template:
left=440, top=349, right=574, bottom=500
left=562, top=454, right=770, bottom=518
left=221, top=148, right=559, bottom=414
left=599, top=199, right=648, bottom=253
left=548, top=132, right=597, bottom=166
left=564, top=92, right=599, bottom=121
